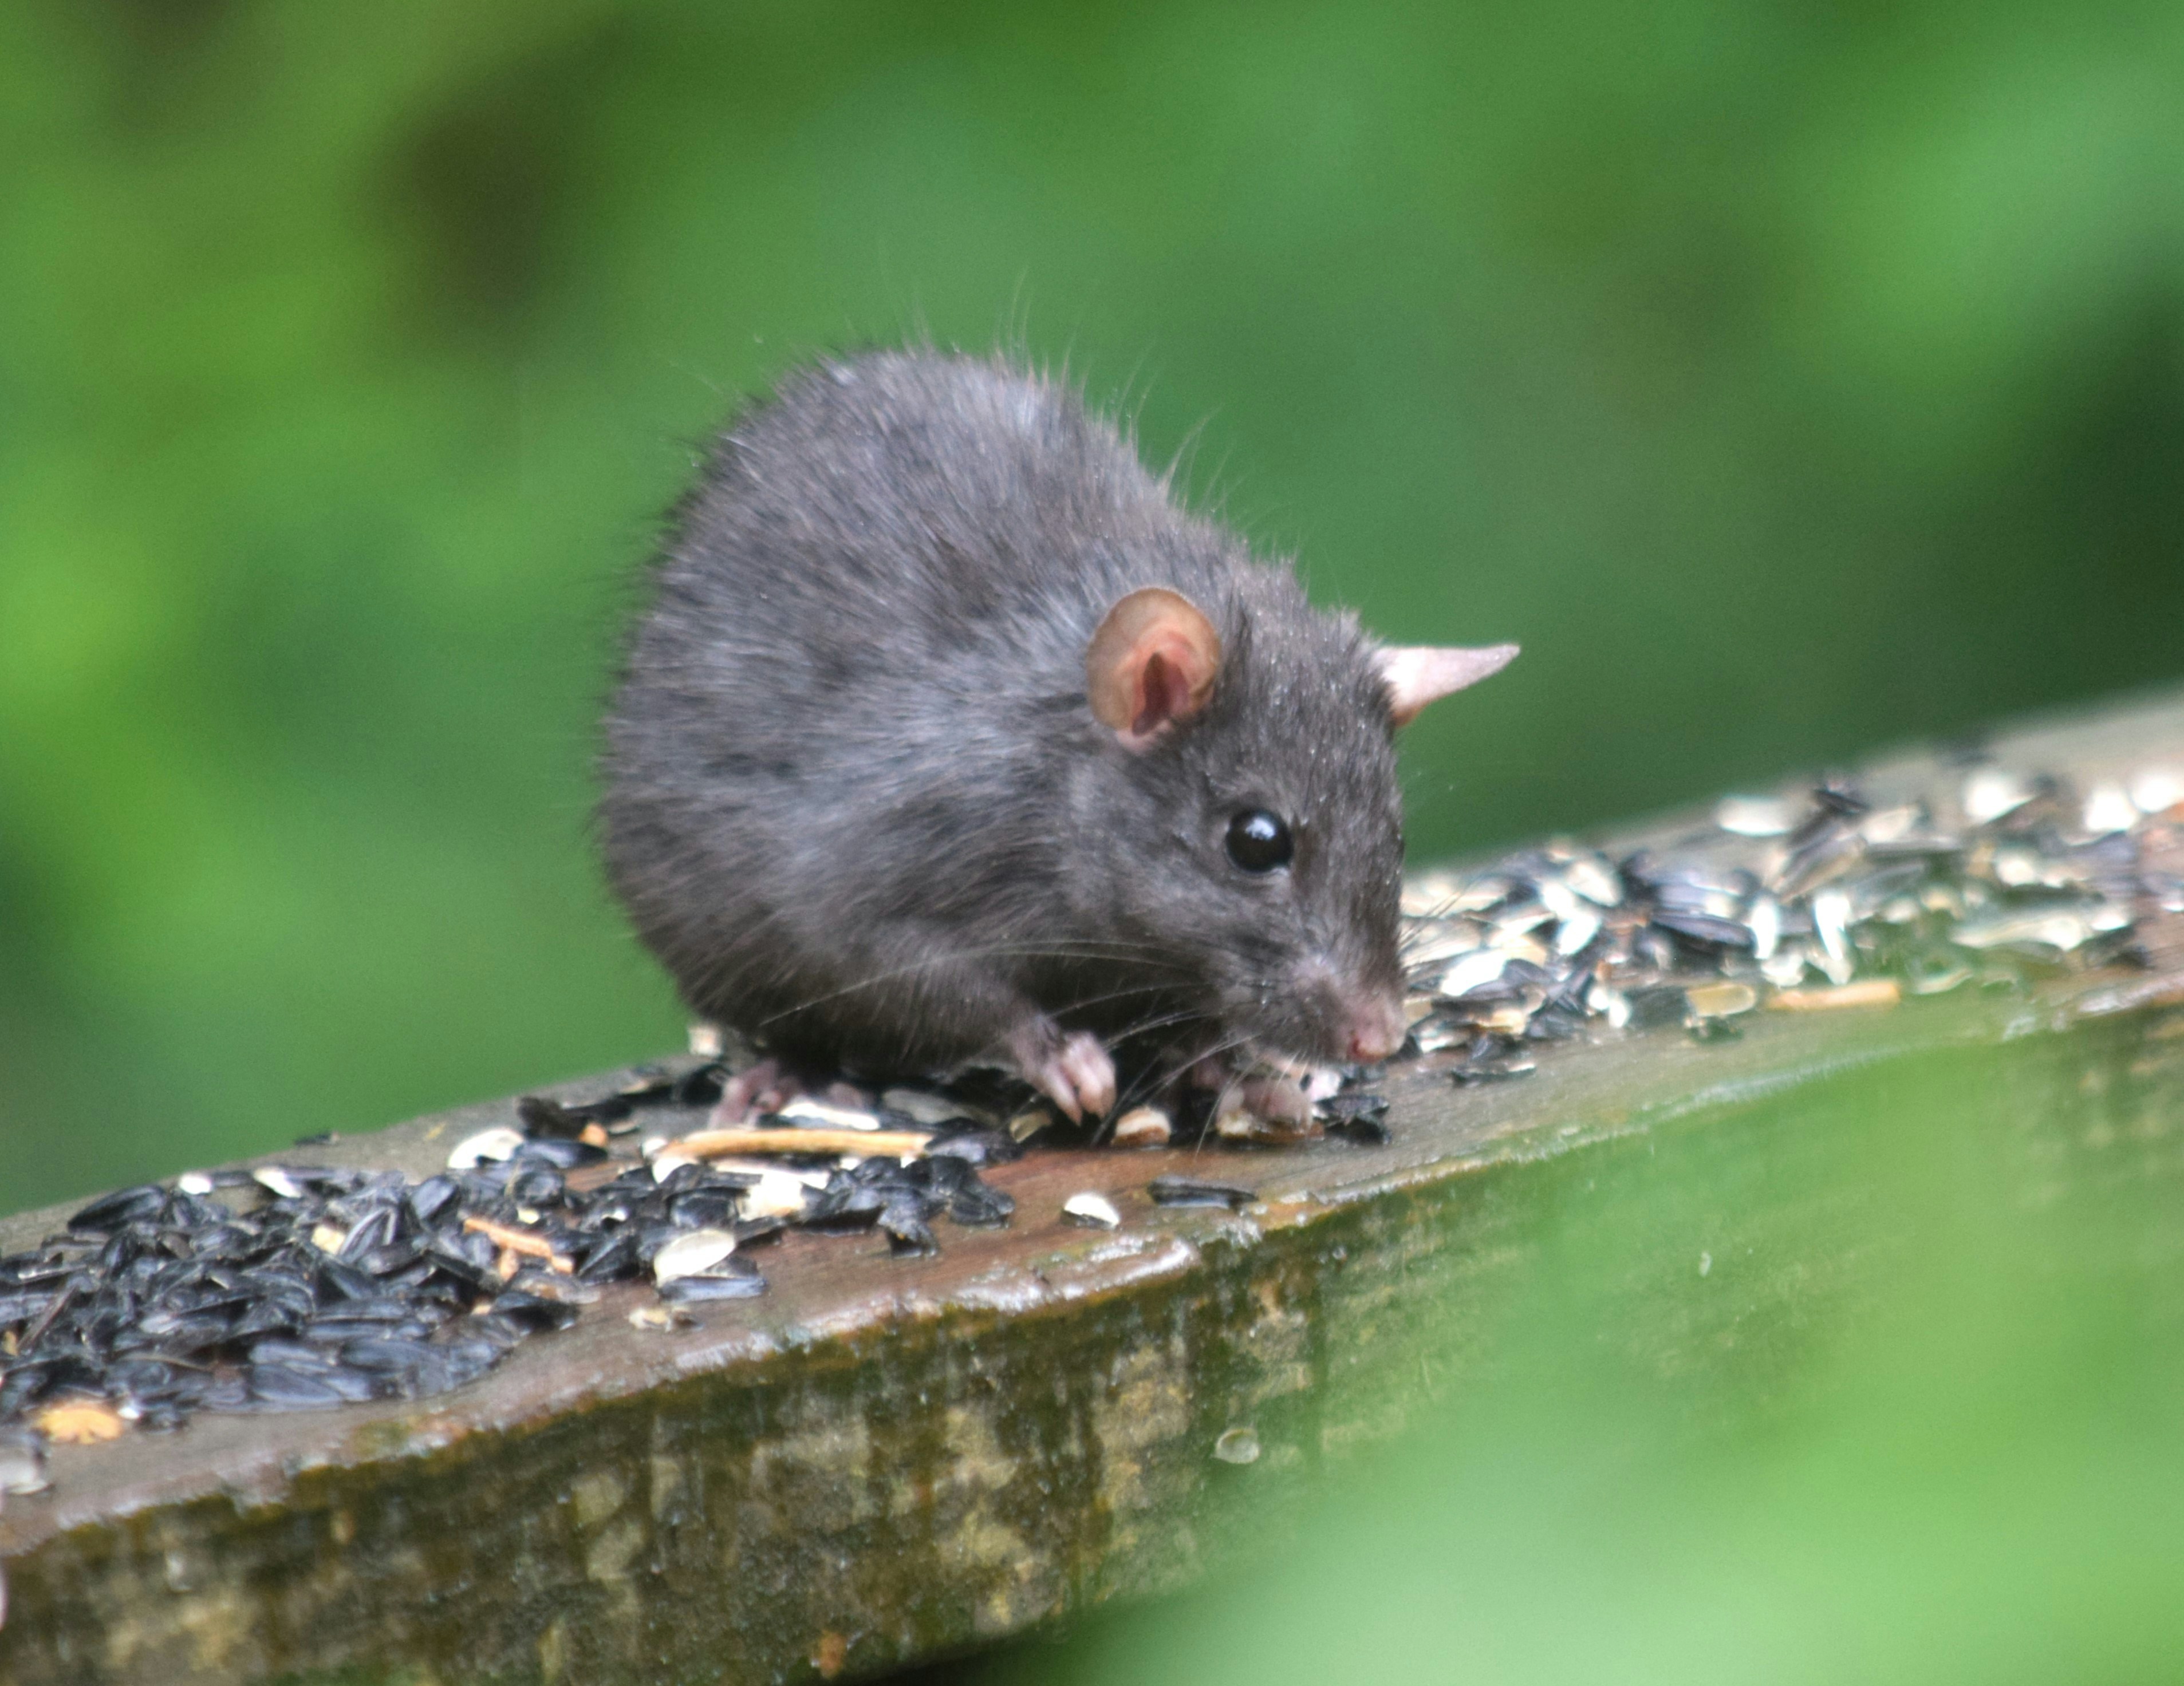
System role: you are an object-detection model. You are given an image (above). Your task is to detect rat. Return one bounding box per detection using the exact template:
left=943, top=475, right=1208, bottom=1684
left=598, top=349, right=1515, bottom=1124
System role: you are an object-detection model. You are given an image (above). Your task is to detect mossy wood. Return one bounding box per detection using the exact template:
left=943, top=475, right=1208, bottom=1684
left=3, top=693, right=2181, bottom=1686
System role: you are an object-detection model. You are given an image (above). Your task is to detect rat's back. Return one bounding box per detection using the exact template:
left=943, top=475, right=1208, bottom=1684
left=616, top=351, right=1216, bottom=759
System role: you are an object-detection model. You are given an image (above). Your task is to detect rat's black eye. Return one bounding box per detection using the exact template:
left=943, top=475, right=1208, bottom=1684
left=1225, top=809, right=1293, bottom=873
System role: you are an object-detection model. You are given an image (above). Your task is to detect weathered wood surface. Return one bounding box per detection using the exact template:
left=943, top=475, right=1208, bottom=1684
left=3, top=689, right=2182, bottom=1686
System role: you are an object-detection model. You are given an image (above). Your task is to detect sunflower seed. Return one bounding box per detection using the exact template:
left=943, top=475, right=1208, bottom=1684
left=1007, top=1108, right=1055, bottom=1143
left=881, top=1088, right=988, bottom=1127
left=774, top=1097, right=886, bottom=1132
left=1110, top=1107, right=1173, bottom=1148
left=1716, top=796, right=1796, bottom=837
left=1147, top=1176, right=1252, bottom=1210
left=1062, top=1193, right=1122, bottom=1229
left=651, top=1229, right=737, bottom=1284
left=2131, top=769, right=2179, bottom=815
left=446, top=1128, right=525, bottom=1171
left=1963, top=768, right=2033, bottom=824
left=1438, top=949, right=1511, bottom=999
left=1685, top=982, right=1758, bottom=1020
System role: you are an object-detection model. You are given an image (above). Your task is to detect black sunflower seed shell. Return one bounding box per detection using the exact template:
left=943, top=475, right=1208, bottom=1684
left=66, top=1186, right=171, bottom=1234
left=1148, top=1176, right=1253, bottom=1210
left=489, top=1293, right=581, bottom=1328
left=245, top=1365, right=354, bottom=1411
left=878, top=1203, right=939, bottom=1257
left=511, top=1136, right=606, bottom=1171
left=658, top=1270, right=767, bottom=1303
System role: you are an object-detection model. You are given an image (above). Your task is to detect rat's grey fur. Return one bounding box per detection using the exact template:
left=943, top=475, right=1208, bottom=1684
left=600, top=349, right=1408, bottom=1086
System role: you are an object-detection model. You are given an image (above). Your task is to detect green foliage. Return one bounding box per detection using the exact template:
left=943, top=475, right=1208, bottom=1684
left=966, top=1024, right=2184, bottom=1685
left=3, top=1, right=2181, bottom=1205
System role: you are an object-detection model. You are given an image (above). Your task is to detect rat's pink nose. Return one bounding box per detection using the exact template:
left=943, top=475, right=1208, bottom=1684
left=1346, top=997, right=1406, bottom=1062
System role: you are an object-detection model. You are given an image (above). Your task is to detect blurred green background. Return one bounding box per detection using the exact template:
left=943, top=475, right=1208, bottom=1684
left=3, top=0, right=2181, bottom=1206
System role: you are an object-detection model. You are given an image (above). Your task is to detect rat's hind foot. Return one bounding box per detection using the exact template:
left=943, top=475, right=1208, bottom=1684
left=708, top=1062, right=871, bottom=1127
left=708, top=1058, right=802, bottom=1126
left=1009, top=1022, right=1117, bottom=1122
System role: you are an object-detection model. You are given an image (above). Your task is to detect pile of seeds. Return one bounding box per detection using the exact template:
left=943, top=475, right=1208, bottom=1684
left=0, top=1068, right=1019, bottom=1438
left=1400, top=761, right=2182, bottom=1081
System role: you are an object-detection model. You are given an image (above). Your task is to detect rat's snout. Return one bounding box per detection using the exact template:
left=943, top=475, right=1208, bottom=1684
left=1345, top=994, right=1406, bottom=1063
left=1283, top=959, right=1406, bottom=1064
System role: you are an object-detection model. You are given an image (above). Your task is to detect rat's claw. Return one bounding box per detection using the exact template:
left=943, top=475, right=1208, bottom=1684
left=1022, top=1030, right=1116, bottom=1122
left=1028, top=1060, right=1083, bottom=1122
left=1056, top=1032, right=1117, bottom=1119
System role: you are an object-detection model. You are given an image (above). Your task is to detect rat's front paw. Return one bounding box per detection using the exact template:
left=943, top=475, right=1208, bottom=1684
left=1010, top=1023, right=1117, bottom=1122
left=1233, top=1072, right=1312, bottom=1126
left=1187, top=1051, right=1337, bottom=1124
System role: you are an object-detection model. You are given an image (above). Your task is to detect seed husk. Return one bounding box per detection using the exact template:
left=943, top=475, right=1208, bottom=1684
left=445, top=1129, right=524, bottom=1172
left=774, top=1097, right=888, bottom=1132
left=1769, top=980, right=1903, bottom=1012
left=1685, top=982, right=1759, bottom=1019
left=1213, top=1090, right=1320, bottom=1140
left=1110, top=1106, right=1173, bottom=1148
left=658, top=1274, right=765, bottom=1304
left=724, top=1171, right=803, bottom=1221
left=462, top=1216, right=571, bottom=1273
left=65, top=1186, right=169, bottom=1234
left=1716, top=796, right=1796, bottom=837
left=1062, top=1193, right=1122, bottom=1229
left=37, top=1400, right=125, bottom=1445
left=675, top=1126, right=932, bottom=1159
left=1147, top=1176, right=1252, bottom=1211
left=1318, top=1092, right=1391, bottom=1144
left=651, top=1229, right=738, bottom=1284
left=881, top=1088, right=989, bottom=1127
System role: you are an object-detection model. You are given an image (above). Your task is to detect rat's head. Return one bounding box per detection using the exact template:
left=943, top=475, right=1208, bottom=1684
left=1072, top=577, right=1516, bottom=1068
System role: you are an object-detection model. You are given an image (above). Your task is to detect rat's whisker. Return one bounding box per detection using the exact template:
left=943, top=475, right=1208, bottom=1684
left=754, top=949, right=1193, bottom=1028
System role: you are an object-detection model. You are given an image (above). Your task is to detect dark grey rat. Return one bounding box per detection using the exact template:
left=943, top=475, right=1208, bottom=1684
left=599, top=349, right=1515, bottom=1122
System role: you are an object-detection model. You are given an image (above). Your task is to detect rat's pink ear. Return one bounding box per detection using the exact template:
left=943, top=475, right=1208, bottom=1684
left=1086, top=587, right=1223, bottom=750
left=1375, top=643, right=1519, bottom=727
